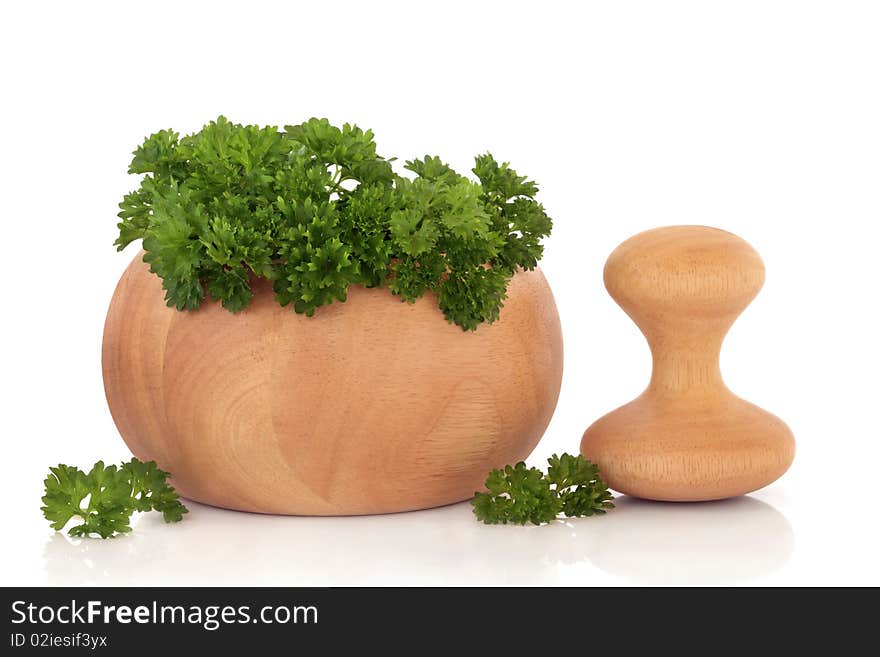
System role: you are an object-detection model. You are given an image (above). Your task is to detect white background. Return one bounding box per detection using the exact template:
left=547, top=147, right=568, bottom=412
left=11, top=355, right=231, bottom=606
left=2, top=1, right=878, bottom=586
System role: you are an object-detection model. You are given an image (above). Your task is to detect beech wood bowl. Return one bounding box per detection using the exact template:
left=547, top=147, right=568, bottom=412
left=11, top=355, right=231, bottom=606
left=102, top=253, right=563, bottom=515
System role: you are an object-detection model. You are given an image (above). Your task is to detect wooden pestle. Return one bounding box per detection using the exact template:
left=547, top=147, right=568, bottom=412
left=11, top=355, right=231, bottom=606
left=580, top=225, right=795, bottom=501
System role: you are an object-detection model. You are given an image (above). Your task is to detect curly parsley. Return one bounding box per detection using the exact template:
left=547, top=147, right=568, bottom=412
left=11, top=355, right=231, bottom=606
left=116, top=117, right=553, bottom=330
left=472, top=454, right=614, bottom=525
left=41, top=459, right=188, bottom=539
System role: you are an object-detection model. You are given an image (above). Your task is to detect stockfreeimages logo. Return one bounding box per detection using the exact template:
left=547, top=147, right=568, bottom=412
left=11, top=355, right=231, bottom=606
left=11, top=599, right=318, bottom=631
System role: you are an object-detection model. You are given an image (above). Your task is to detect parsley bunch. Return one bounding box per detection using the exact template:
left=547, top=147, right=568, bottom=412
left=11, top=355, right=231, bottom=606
left=471, top=454, right=615, bottom=525
left=116, top=117, right=553, bottom=330
left=41, top=459, right=188, bottom=539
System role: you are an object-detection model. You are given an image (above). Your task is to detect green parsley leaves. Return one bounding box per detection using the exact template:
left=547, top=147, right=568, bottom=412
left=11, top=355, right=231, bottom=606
left=41, top=459, right=188, bottom=539
left=116, top=117, right=552, bottom=330
left=472, top=454, right=614, bottom=525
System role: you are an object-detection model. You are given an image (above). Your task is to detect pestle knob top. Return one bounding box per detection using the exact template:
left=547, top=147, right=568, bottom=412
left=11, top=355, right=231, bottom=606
left=604, top=225, right=765, bottom=322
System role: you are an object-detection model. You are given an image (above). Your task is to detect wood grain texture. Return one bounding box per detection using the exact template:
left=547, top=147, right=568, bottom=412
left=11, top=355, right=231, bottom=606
left=103, top=253, right=563, bottom=515
left=580, top=226, right=795, bottom=501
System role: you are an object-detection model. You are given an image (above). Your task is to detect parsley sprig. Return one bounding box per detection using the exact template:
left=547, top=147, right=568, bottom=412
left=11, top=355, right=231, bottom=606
left=41, top=459, right=188, bottom=539
left=116, top=117, right=553, bottom=330
left=472, top=454, right=614, bottom=525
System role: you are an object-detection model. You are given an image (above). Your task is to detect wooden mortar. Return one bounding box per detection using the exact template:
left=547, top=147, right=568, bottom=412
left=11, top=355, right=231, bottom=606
left=103, top=253, right=563, bottom=514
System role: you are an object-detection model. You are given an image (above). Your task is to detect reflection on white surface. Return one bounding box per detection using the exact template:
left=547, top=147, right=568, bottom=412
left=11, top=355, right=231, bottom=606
left=43, top=496, right=792, bottom=586
left=582, top=496, right=794, bottom=585
left=43, top=502, right=580, bottom=586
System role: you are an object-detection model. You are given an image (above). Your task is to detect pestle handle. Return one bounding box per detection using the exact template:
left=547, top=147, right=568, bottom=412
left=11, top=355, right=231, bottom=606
left=604, top=225, right=765, bottom=327
left=603, top=225, right=766, bottom=393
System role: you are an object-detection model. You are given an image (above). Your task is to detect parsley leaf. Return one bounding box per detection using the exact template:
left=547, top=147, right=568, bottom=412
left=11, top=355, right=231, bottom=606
left=472, top=462, right=562, bottom=525
left=117, top=117, right=553, bottom=330
left=41, top=459, right=188, bottom=538
left=472, top=454, right=614, bottom=525
left=546, top=453, right=616, bottom=518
